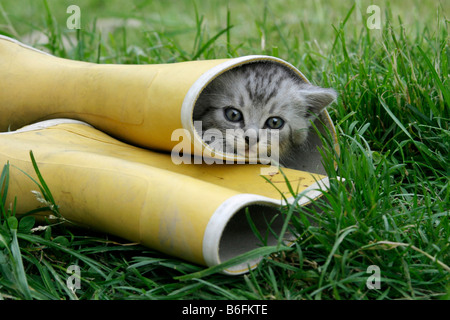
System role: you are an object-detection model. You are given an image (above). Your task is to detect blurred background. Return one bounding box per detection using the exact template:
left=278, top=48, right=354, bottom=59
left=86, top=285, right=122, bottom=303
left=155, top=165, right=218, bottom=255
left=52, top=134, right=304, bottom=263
left=1, top=0, right=447, bottom=62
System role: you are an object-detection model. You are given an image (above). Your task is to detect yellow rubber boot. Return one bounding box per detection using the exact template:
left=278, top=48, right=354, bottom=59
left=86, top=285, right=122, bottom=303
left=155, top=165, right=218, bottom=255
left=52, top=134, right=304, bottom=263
left=0, top=35, right=338, bottom=166
left=0, top=36, right=340, bottom=274
left=0, top=120, right=330, bottom=274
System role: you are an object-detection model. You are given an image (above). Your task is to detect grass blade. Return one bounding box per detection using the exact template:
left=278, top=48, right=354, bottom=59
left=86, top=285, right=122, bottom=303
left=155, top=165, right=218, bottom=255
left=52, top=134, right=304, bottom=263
left=417, top=46, right=450, bottom=107
left=0, top=162, right=9, bottom=219
left=9, top=229, right=32, bottom=299
left=191, top=25, right=233, bottom=60
left=175, top=245, right=292, bottom=280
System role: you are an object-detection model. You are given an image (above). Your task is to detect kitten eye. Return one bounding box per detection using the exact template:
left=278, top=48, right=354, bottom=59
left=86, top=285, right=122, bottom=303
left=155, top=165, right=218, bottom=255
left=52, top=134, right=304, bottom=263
left=224, top=107, right=243, bottom=122
left=265, top=117, right=285, bottom=129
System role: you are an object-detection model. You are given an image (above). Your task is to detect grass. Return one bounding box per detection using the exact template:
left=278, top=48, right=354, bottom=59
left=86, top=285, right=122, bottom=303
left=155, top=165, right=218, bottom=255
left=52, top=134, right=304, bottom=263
left=0, top=0, right=449, bottom=300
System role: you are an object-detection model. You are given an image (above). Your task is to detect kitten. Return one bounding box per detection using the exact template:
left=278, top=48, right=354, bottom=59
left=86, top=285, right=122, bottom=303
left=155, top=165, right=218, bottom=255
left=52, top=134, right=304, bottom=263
left=193, top=61, right=337, bottom=167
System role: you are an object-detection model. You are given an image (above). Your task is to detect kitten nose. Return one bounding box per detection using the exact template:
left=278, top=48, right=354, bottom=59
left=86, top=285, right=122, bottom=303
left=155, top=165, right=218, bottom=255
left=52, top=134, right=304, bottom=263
left=245, top=132, right=259, bottom=145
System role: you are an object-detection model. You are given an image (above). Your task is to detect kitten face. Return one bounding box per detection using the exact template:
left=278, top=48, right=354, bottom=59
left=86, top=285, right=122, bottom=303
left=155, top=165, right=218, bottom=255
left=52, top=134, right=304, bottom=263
left=193, top=61, right=337, bottom=166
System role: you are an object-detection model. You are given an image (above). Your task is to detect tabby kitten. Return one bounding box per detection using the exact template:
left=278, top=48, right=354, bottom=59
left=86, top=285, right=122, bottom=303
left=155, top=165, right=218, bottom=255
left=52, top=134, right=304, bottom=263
left=193, top=61, right=337, bottom=167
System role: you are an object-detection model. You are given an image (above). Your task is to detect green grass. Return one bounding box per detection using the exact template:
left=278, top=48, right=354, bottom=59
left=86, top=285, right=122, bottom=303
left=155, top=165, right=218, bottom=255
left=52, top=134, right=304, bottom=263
left=0, top=0, right=449, bottom=300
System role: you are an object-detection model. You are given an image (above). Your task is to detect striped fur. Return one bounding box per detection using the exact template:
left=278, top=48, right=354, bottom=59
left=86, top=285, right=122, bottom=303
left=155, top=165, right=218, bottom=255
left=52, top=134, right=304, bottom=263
left=193, top=61, right=337, bottom=167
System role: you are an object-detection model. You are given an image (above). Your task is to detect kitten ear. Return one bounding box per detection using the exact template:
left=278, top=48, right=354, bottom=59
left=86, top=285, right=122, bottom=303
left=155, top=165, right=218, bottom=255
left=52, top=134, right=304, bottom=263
left=300, top=85, right=337, bottom=117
